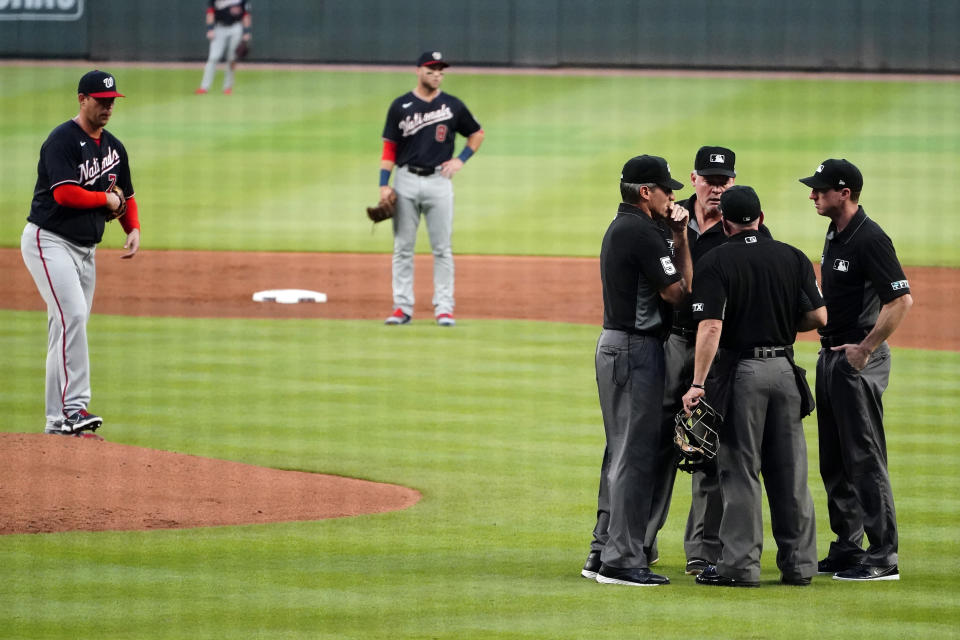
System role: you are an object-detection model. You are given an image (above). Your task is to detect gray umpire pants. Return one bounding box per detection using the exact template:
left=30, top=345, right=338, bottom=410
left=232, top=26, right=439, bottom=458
left=589, top=330, right=664, bottom=569
left=817, top=344, right=898, bottom=567
left=391, top=166, right=455, bottom=317
left=716, top=357, right=817, bottom=583
left=20, top=223, right=96, bottom=430
left=200, top=22, right=243, bottom=91
left=645, top=332, right=723, bottom=564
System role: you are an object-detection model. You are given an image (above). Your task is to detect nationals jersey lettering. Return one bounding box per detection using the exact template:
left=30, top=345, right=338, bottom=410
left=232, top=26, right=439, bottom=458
left=27, top=120, right=133, bottom=246
left=383, top=91, right=481, bottom=169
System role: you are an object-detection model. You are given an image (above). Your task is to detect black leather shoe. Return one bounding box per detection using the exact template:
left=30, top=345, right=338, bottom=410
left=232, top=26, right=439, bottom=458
left=817, top=555, right=860, bottom=575
left=685, top=558, right=710, bottom=575
left=781, top=576, right=811, bottom=586
left=581, top=550, right=601, bottom=580
left=596, top=564, right=669, bottom=586
left=833, top=564, right=899, bottom=581
left=695, top=565, right=759, bottom=588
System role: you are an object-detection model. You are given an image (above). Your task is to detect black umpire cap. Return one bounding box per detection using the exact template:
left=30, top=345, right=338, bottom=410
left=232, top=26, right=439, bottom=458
left=620, top=155, right=684, bottom=191
left=78, top=70, right=124, bottom=98
left=694, top=146, right=736, bottom=177
left=720, top=185, right=762, bottom=223
left=799, top=159, right=863, bottom=191
left=417, top=51, right=450, bottom=69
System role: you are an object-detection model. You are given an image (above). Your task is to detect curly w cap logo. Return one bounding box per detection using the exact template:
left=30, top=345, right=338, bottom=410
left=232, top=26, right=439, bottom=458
left=103, top=76, right=114, bottom=89
left=660, top=257, right=676, bottom=275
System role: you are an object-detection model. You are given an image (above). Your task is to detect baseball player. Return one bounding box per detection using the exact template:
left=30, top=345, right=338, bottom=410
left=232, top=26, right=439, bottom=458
left=799, top=159, right=913, bottom=581
left=682, top=185, right=825, bottom=587
left=582, top=155, right=691, bottom=587
left=195, top=0, right=251, bottom=95
left=378, top=51, right=484, bottom=326
left=20, top=70, right=140, bottom=438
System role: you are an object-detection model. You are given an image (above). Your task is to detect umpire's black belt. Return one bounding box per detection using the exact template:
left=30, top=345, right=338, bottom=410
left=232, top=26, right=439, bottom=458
left=670, top=326, right=696, bottom=339
left=740, top=345, right=793, bottom=359
left=404, top=165, right=437, bottom=176
left=819, top=330, right=868, bottom=348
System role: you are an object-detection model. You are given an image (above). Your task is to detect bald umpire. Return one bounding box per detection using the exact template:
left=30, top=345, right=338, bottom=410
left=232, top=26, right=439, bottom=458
left=682, top=186, right=825, bottom=587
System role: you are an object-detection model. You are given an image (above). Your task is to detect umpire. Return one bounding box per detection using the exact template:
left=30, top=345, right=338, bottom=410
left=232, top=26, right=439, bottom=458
left=682, top=186, right=826, bottom=587
left=800, top=159, right=913, bottom=582
left=582, top=155, right=691, bottom=587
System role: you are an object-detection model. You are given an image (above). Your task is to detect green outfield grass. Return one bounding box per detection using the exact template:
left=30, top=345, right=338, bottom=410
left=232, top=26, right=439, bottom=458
left=1, top=311, right=958, bottom=639
left=1, top=65, right=958, bottom=264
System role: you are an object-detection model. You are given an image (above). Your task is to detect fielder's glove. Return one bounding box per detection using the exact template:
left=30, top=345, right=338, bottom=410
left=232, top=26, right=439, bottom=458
left=106, top=185, right=127, bottom=221
left=235, top=40, right=250, bottom=60
left=366, top=189, right=397, bottom=223
left=674, top=400, right=721, bottom=474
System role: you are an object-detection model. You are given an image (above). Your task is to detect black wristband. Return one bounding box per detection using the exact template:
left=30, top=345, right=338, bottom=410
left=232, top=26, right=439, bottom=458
left=691, top=383, right=705, bottom=389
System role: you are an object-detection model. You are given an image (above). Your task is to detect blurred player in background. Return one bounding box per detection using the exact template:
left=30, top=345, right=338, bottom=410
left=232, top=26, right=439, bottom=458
left=196, top=0, right=252, bottom=95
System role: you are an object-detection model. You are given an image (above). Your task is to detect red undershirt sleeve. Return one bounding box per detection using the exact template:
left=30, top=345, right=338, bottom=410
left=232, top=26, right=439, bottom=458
left=53, top=184, right=108, bottom=209
left=120, top=197, right=140, bottom=233
left=381, top=140, right=397, bottom=163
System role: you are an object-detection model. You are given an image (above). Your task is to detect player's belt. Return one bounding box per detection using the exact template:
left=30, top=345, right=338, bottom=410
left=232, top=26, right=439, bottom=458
left=819, top=330, right=868, bottom=348
left=740, top=346, right=793, bottom=359
left=405, top=165, right=437, bottom=176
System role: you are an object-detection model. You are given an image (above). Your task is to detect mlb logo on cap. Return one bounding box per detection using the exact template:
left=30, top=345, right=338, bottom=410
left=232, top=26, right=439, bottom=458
left=710, top=154, right=725, bottom=163
left=695, top=146, right=736, bottom=177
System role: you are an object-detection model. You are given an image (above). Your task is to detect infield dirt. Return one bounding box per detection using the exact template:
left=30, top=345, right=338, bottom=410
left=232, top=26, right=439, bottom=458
left=0, top=249, right=952, bottom=535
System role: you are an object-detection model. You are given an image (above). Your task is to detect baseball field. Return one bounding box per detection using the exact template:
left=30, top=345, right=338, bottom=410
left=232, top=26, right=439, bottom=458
left=1, top=63, right=959, bottom=639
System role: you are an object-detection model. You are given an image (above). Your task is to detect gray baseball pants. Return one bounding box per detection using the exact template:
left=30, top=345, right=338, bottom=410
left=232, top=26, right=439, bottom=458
left=391, top=166, right=454, bottom=317
left=589, top=330, right=664, bottom=569
left=20, top=223, right=96, bottom=430
left=817, top=343, right=898, bottom=567
left=645, top=332, right=723, bottom=564
left=716, top=357, right=817, bottom=583
left=200, top=22, right=243, bottom=91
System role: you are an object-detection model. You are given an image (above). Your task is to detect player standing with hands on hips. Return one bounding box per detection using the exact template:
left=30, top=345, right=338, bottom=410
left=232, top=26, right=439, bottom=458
left=799, top=159, right=913, bottom=582
left=196, top=0, right=251, bottom=95
left=21, top=70, right=141, bottom=438
left=378, top=51, right=484, bottom=326
left=682, top=186, right=825, bottom=587
left=581, top=155, right=691, bottom=587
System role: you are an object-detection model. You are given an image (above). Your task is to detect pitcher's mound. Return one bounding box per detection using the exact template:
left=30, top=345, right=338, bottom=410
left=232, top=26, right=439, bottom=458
left=0, top=433, right=421, bottom=535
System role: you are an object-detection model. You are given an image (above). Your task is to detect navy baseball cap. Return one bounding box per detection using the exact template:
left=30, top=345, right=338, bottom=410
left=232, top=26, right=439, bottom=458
left=417, top=51, right=450, bottom=68
left=620, top=155, right=684, bottom=191
left=799, top=159, right=863, bottom=191
left=78, top=70, right=124, bottom=98
left=694, top=146, right=736, bottom=177
left=720, top=185, right=762, bottom=223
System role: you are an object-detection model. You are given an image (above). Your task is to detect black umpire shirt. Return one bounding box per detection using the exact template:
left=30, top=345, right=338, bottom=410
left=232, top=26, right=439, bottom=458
left=691, top=231, right=823, bottom=350
left=601, top=203, right=681, bottom=335
left=819, top=206, right=910, bottom=339
left=670, top=194, right=772, bottom=333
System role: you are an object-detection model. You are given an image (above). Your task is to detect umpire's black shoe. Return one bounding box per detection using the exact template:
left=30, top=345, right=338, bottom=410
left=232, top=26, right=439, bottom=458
left=685, top=558, right=710, bottom=575
left=695, top=566, right=759, bottom=588
left=596, top=564, right=669, bottom=586
left=580, top=551, right=601, bottom=580
left=780, top=575, right=812, bottom=586
left=833, top=564, right=900, bottom=582
left=817, top=555, right=861, bottom=575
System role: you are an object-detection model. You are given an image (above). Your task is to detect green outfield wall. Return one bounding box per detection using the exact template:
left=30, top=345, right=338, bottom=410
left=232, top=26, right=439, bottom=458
left=1, top=0, right=958, bottom=72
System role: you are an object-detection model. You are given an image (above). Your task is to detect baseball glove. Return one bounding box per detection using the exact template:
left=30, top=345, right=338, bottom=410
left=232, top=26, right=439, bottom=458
left=674, top=399, right=721, bottom=474
left=235, top=40, right=250, bottom=60
left=106, top=185, right=127, bottom=221
left=366, top=189, right=397, bottom=223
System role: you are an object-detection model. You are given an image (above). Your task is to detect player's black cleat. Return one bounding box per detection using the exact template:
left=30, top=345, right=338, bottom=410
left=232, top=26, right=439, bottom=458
left=61, top=410, right=103, bottom=434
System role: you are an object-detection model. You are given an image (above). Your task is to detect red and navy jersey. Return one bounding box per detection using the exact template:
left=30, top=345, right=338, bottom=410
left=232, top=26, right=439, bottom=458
left=28, top=120, right=134, bottom=246
left=382, top=91, right=481, bottom=168
left=208, top=0, right=249, bottom=26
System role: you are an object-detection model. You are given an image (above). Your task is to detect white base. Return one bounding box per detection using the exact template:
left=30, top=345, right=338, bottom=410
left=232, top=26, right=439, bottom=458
left=252, top=289, right=327, bottom=304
